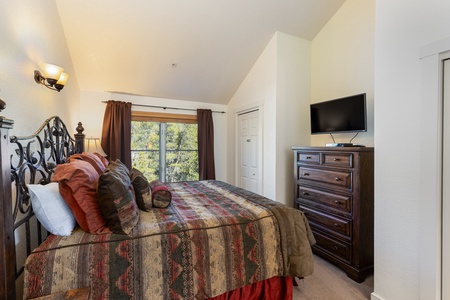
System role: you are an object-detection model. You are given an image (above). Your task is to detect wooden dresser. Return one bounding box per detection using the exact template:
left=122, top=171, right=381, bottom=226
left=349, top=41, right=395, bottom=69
left=292, top=146, right=374, bottom=282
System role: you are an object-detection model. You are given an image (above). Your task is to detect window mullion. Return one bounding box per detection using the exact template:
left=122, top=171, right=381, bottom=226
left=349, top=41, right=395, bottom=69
left=160, top=123, right=167, bottom=182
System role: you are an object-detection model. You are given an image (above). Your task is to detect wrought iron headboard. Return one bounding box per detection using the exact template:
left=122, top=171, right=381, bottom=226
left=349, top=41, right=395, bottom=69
left=0, top=98, right=85, bottom=299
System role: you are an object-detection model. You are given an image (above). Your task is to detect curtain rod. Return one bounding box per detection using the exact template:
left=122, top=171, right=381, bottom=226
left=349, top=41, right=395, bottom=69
left=102, top=101, right=226, bottom=114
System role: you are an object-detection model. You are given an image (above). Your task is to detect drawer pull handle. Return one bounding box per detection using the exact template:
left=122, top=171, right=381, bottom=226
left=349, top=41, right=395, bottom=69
left=334, top=223, right=340, bottom=228
left=333, top=158, right=340, bottom=161
left=303, top=173, right=309, bottom=176
left=334, top=200, right=341, bottom=204
left=334, top=246, right=339, bottom=250
left=306, top=156, right=312, bottom=159
left=334, top=177, right=340, bottom=181
left=302, top=192, right=309, bottom=196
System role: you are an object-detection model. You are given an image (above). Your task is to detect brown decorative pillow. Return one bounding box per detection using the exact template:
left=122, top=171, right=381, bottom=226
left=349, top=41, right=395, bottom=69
left=149, top=180, right=172, bottom=208
left=130, top=168, right=152, bottom=212
left=53, top=160, right=110, bottom=234
left=97, top=160, right=139, bottom=235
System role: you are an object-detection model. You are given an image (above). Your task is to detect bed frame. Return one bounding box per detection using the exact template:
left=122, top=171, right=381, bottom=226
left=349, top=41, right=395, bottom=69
left=0, top=98, right=85, bottom=299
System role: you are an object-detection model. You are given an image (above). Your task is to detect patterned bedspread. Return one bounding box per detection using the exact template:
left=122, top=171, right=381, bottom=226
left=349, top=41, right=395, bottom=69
left=24, top=180, right=315, bottom=300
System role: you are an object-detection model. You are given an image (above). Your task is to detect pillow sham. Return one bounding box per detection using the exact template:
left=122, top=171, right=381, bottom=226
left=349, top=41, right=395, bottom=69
left=97, top=160, right=139, bottom=235
left=69, top=152, right=106, bottom=175
left=93, top=152, right=109, bottom=168
left=149, top=180, right=172, bottom=208
left=53, top=160, right=110, bottom=234
left=130, top=168, right=152, bottom=212
left=28, top=182, right=76, bottom=236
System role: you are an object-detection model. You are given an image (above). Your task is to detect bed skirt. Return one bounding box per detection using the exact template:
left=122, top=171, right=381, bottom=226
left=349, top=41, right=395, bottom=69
left=208, top=276, right=293, bottom=300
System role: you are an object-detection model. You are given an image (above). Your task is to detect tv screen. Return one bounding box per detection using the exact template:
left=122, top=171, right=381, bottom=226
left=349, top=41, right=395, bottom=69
left=310, top=93, right=367, bottom=134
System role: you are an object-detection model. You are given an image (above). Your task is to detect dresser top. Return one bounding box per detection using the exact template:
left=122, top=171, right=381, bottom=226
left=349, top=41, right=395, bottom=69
left=291, top=146, right=374, bottom=152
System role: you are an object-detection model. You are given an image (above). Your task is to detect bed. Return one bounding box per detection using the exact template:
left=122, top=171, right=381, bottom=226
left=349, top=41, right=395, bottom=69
left=0, top=105, right=315, bottom=299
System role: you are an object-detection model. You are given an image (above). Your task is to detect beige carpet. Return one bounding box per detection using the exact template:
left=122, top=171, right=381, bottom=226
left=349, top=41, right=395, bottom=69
left=293, top=254, right=374, bottom=300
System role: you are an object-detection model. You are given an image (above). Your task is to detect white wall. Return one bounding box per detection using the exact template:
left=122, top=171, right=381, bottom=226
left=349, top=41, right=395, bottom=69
left=0, top=2, right=79, bottom=298
left=374, top=1, right=450, bottom=300
left=0, top=1, right=80, bottom=135
left=227, top=34, right=278, bottom=197
left=311, top=0, right=375, bottom=147
left=275, top=33, right=311, bottom=204
left=79, top=90, right=228, bottom=181
left=227, top=32, right=311, bottom=204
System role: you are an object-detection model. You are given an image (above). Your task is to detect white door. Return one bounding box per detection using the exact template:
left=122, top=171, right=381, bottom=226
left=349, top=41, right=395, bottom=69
left=443, top=58, right=450, bottom=299
left=238, top=110, right=260, bottom=194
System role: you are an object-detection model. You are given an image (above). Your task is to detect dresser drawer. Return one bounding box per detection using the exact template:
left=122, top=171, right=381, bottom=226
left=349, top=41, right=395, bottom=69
left=298, top=186, right=352, bottom=215
left=301, top=206, right=351, bottom=238
left=313, top=231, right=351, bottom=263
left=297, top=152, right=320, bottom=165
left=322, top=153, right=353, bottom=168
left=299, top=167, right=352, bottom=189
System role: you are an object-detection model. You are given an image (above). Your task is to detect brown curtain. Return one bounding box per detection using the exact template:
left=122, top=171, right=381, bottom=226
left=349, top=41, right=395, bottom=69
left=197, top=109, right=215, bottom=180
left=101, top=100, right=132, bottom=169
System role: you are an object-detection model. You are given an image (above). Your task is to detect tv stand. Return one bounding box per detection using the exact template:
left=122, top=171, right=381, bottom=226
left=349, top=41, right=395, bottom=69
left=326, top=143, right=354, bottom=147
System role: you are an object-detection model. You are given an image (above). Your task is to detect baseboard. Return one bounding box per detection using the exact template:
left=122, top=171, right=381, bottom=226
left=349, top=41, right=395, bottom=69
left=371, top=292, right=385, bottom=300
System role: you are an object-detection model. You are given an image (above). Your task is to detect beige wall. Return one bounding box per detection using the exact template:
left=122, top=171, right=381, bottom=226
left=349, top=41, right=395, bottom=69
left=227, top=32, right=311, bottom=204
left=311, top=0, right=375, bottom=147
left=0, top=2, right=80, bottom=298
left=0, top=1, right=80, bottom=135
left=374, top=1, right=450, bottom=299
left=79, top=90, right=228, bottom=181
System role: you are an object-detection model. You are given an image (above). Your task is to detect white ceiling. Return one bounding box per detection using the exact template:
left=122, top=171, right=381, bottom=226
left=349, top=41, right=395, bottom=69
left=55, top=0, right=345, bottom=104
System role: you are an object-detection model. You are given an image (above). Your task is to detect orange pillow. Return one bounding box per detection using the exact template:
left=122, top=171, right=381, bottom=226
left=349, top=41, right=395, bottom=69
left=68, top=152, right=106, bottom=175
left=93, top=152, right=109, bottom=168
left=53, top=160, right=110, bottom=234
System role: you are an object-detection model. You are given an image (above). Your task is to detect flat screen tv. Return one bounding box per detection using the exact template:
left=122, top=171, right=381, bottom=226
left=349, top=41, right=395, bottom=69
left=310, top=93, right=367, bottom=135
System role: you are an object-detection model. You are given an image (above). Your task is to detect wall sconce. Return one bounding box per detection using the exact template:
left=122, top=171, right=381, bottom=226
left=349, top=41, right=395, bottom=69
left=34, top=63, right=69, bottom=92
left=85, top=137, right=107, bottom=157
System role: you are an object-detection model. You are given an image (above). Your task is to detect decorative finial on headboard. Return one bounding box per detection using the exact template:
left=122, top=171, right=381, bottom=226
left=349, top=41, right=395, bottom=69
left=0, top=97, right=6, bottom=113
left=76, top=122, right=84, bottom=135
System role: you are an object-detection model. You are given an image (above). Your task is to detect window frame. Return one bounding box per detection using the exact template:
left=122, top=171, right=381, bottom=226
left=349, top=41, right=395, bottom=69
left=131, top=111, right=198, bottom=182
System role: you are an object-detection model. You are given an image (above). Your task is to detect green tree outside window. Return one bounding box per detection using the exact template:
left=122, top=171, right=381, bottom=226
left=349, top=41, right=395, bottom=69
left=131, top=121, right=199, bottom=182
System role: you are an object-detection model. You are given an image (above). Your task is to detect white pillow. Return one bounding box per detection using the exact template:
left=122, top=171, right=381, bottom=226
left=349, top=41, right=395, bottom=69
left=28, top=183, right=76, bottom=236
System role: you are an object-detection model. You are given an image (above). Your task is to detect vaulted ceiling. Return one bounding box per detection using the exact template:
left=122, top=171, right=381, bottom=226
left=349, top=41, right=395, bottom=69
left=55, top=0, right=345, bottom=104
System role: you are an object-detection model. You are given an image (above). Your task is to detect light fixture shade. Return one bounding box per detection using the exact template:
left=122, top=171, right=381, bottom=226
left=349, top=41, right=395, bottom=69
left=85, top=138, right=107, bottom=157
left=42, top=63, right=64, bottom=80
left=56, top=72, right=70, bottom=85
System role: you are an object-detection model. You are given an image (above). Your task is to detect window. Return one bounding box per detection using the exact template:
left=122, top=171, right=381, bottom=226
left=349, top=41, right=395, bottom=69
left=131, top=112, right=199, bottom=182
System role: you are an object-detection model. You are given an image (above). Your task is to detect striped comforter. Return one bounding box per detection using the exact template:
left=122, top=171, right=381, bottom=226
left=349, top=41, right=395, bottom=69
left=24, top=180, right=315, bottom=299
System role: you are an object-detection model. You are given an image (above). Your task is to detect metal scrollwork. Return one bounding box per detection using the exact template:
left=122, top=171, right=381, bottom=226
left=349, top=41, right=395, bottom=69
left=10, top=116, right=81, bottom=225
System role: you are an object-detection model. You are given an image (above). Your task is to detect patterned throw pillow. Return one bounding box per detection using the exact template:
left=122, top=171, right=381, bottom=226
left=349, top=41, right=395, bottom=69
left=130, top=168, right=152, bottom=212
left=97, top=160, right=139, bottom=235
left=149, top=180, right=172, bottom=208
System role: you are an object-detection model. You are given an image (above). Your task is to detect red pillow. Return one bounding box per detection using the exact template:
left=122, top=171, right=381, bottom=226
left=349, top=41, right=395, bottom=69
left=93, top=152, right=109, bottom=168
left=53, top=160, right=110, bottom=234
left=68, top=152, right=106, bottom=175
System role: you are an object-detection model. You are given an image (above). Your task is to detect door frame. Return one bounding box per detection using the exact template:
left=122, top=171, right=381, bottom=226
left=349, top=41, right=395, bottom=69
left=235, top=101, right=264, bottom=195
left=442, top=57, right=450, bottom=300
left=419, top=36, right=450, bottom=300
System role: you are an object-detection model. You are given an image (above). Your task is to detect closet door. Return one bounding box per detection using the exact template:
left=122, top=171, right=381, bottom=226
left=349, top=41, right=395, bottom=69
left=443, top=58, right=450, bottom=300
left=237, top=109, right=261, bottom=194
